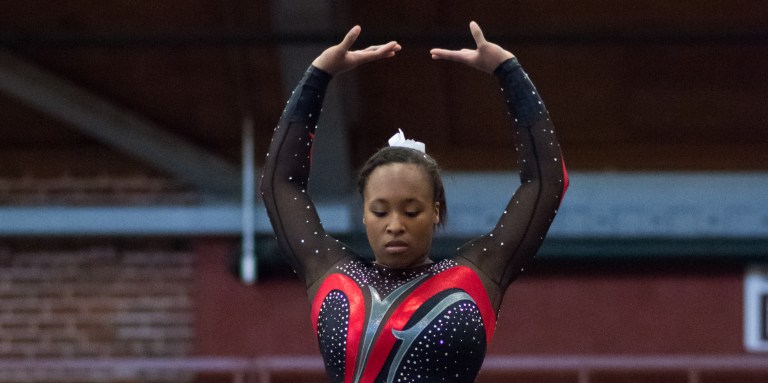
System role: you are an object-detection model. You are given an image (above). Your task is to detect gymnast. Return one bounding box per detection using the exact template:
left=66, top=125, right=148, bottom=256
left=261, top=21, right=568, bottom=383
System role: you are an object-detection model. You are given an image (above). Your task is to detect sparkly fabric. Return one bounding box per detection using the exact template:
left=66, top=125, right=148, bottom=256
left=310, top=260, right=494, bottom=383
left=261, top=58, right=568, bottom=383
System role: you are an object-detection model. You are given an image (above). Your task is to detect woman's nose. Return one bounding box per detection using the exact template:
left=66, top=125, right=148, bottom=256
left=386, top=215, right=405, bottom=233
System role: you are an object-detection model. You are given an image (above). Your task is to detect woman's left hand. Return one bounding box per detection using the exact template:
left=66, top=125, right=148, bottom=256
left=312, top=25, right=401, bottom=76
left=430, top=21, right=514, bottom=73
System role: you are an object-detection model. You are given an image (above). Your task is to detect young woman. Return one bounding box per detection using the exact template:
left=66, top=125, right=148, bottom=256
left=261, top=21, right=568, bottom=383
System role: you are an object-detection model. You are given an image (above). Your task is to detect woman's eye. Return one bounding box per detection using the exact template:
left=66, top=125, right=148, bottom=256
left=405, top=211, right=421, bottom=218
left=372, top=211, right=386, bottom=217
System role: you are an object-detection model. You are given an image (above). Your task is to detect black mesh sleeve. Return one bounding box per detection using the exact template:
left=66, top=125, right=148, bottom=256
left=260, top=66, right=354, bottom=286
left=457, top=58, right=569, bottom=300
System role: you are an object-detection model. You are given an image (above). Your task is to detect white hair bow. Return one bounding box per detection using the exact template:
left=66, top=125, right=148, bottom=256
left=388, top=129, right=425, bottom=153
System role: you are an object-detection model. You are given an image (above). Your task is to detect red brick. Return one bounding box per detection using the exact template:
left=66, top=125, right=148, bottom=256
left=0, top=244, right=195, bottom=359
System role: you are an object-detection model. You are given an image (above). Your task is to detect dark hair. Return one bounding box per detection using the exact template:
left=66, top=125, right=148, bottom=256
left=356, top=146, right=447, bottom=228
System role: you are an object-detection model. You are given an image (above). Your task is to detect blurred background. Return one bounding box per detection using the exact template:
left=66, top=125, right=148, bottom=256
left=1, top=1, right=767, bottom=382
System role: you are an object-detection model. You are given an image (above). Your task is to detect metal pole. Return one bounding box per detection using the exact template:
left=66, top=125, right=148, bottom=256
left=577, top=369, right=590, bottom=383
left=241, top=116, right=257, bottom=284
left=687, top=369, right=700, bottom=383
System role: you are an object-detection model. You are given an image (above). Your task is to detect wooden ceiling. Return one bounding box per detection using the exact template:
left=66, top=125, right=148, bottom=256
left=1, top=1, right=767, bottom=195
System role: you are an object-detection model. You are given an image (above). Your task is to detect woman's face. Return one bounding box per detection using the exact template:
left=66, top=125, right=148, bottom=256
left=362, top=163, right=440, bottom=268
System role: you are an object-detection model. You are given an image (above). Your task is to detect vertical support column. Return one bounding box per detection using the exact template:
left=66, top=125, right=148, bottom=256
left=687, top=369, right=700, bottom=383
left=577, top=369, right=591, bottom=383
left=270, top=0, right=353, bottom=200
left=241, top=116, right=257, bottom=284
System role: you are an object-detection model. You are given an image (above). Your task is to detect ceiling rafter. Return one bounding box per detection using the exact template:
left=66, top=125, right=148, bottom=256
left=0, top=48, right=241, bottom=200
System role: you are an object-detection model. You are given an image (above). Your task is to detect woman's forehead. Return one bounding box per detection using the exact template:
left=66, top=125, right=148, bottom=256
left=364, top=163, right=433, bottom=201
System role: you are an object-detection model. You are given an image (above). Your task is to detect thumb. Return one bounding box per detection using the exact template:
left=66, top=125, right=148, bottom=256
left=469, top=21, right=487, bottom=47
left=338, top=25, right=361, bottom=51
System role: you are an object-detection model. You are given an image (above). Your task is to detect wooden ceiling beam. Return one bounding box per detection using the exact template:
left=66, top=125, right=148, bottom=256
left=0, top=48, right=241, bottom=201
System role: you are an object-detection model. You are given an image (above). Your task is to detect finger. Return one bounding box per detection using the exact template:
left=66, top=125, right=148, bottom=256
left=386, top=41, right=403, bottom=56
left=375, top=41, right=401, bottom=53
left=367, top=41, right=400, bottom=52
left=355, top=42, right=400, bottom=64
left=375, top=42, right=401, bottom=58
left=358, top=42, right=400, bottom=58
left=362, top=45, right=382, bottom=52
left=429, top=48, right=454, bottom=59
left=469, top=21, right=487, bottom=47
left=338, top=25, right=362, bottom=51
left=429, top=48, right=470, bottom=63
left=429, top=48, right=448, bottom=58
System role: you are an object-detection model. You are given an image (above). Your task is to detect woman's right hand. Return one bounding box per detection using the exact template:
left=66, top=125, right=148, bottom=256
left=312, top=25, right=401, bottom=76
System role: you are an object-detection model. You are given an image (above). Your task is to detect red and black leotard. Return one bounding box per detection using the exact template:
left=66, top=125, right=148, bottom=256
left=261, top=58, right=568, bottom=383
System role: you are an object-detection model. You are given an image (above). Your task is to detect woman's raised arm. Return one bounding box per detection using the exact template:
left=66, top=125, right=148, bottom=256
left=260, top=26, right=400, bottom=286
left=434, top=22, right=569, bottom=302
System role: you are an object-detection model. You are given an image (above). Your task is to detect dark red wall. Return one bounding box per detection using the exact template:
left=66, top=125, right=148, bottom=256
left=194, top=239, right=746, bottom=356
left=492, top=267, right=743, bottom=354
left=193, top=239, right=316, bottom=356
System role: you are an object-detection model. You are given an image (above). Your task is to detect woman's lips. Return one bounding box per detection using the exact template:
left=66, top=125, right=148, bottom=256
left=384, top=240, right=408, bottom=254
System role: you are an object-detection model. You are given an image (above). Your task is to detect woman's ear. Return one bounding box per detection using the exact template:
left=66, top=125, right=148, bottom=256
left=433, top=202, right=441, bottom=225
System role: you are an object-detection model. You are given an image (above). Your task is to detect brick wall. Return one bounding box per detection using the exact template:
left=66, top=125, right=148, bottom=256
left=0, top=176, right=199, bottom=205
left=0, top=242, right=195, bottom=382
